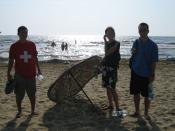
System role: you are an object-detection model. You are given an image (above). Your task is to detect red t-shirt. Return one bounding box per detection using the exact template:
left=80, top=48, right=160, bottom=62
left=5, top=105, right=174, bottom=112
left=9, top=40, right=37, bottom=78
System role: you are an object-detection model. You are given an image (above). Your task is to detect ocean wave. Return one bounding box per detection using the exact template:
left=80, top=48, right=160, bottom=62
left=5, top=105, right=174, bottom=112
left=157, top=42, right=175, bottom=45
left=0, top=35, right=175, bottom=63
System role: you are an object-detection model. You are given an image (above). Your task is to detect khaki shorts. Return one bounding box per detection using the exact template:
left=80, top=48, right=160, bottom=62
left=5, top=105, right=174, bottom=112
left=14, top=74, right=36, bottom=100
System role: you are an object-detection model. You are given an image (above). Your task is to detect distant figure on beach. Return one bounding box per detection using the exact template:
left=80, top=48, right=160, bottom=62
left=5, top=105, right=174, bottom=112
left=64, top=42, right=68, bottom=51
left=7, top=26, right=42, bottom=118
left=75, top=40, right=77, bottom=44
left=61, top=42, right=65, bottom=51
left=101, top=27, right=121, bottom=111
left=129, top=23, right=158, bottom=119
left=61, top=42, right=68, bottom=51
left=51, top=41, right=56, bottom=47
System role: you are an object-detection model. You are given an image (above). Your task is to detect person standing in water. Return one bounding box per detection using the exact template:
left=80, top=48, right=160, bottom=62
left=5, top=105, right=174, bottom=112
left=51, top=41, right=56, bottom=47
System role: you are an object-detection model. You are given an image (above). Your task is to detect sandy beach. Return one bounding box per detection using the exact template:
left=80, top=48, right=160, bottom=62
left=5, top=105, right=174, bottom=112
left=0, top=60, right=175, bottom=131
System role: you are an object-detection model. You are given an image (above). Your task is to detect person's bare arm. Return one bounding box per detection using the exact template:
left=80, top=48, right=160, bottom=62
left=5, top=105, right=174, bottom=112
left=7, top=58, right=14, bottom=80
left=36, top=57, right=41, bottom=74
left=149, top=62, right=157, bottom=82
left=103, top=35, right=107, bottom=43
left=105, top=42, right=119, bottom=56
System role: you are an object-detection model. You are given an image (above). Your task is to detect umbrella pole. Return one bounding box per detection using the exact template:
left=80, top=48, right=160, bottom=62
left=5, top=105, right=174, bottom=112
left=68, top=71, right=97, bottom=110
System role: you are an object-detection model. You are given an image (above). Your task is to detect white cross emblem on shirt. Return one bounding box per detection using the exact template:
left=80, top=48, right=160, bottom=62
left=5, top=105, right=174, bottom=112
left=20, top=51, right=31, bottom=63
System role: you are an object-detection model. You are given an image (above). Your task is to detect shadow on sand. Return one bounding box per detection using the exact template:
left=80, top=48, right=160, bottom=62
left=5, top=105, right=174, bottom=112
left=42, top=96, right=129, bottom=131
left=1, top=115, right=32, bottom=131
left=134, top=115, right=162, bottom=131
left=42, top=95, right=162, bottom=131
left=1, top=96, right=162, bottom=131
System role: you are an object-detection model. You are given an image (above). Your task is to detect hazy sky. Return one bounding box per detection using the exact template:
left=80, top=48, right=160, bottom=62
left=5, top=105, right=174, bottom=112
left=0, top=0, right=175, bottom=36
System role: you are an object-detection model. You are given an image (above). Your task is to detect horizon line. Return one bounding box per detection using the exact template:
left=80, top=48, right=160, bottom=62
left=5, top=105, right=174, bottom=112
left=0, top=34, right=175, bottom=37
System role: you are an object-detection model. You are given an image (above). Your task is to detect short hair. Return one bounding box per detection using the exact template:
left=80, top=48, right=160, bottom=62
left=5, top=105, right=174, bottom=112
left=138, top=23, right=149, bottom=30
left=105, top=26, right=115, bottom=35
left=18, top=26, right=28, bottom=33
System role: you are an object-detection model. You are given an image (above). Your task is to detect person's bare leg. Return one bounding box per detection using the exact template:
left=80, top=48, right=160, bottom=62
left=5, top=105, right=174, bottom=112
left=111, top=89, right=120, bottom=110
left=134, top=94, right=140, bottom=115
left=107, top=88, right=113, bottom=109
left=144, top=97, right=151, bottom=119
left=29, top=96, right=37, bottom=115
left=16, top=96, right=22, bottom=118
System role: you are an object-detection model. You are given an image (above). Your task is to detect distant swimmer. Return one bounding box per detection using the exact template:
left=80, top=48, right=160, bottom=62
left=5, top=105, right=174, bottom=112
left=65, top=42, right=68, bottom=51
left=61, top=42, right=65, bottom=51
left=61, top=42, right=69, bottom=63
left=61, top=42, right=68, bottom=51
left=51, top=41, right=56, bottom=47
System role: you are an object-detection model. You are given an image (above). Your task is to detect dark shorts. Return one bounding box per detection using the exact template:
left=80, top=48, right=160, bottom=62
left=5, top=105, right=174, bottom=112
left=130, top=70, right=149, bottom=97
left=102, top=66, right=118, bottom=89
left=14, top=74, right=36, bottom=100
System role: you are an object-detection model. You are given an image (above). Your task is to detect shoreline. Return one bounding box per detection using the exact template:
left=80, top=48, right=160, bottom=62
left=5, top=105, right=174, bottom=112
left=1, top=57, right=175, bottom=64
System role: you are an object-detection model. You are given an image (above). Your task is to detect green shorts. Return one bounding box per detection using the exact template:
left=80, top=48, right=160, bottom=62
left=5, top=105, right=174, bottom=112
left=14, top=74, right=36, bottom=100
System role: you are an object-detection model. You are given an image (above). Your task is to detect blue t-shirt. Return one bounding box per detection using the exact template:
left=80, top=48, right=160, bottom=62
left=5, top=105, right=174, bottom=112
left=131, top=38, right=158, bottom=77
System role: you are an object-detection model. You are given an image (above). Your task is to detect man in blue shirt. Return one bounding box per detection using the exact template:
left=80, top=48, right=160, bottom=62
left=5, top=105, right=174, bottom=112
left=130, top=23, right=158, bottom=119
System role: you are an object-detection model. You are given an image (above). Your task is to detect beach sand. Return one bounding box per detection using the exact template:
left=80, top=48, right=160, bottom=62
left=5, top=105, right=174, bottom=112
left=0, top=60, right=175, bottom=131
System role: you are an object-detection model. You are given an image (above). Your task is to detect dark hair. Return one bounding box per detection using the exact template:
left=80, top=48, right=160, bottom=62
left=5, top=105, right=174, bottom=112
left=105, top=26, right=115, bottom=34
left=17, top=26, right=28, bottom=33
left=139, top=23, right=149, bottom=30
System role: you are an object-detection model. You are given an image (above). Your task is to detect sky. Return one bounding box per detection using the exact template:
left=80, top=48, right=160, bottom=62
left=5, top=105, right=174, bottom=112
left=0, top=0, right=175, bottom=36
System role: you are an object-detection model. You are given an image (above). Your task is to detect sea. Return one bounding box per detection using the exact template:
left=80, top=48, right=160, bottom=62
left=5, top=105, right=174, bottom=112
left=0, top=35, right=175, bottom=63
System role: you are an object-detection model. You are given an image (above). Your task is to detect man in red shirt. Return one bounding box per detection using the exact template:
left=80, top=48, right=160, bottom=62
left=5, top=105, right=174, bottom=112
left=7, top=26, right=42, bottom=117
